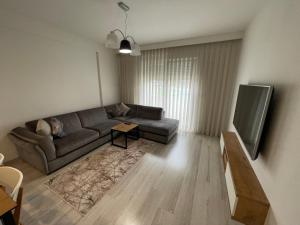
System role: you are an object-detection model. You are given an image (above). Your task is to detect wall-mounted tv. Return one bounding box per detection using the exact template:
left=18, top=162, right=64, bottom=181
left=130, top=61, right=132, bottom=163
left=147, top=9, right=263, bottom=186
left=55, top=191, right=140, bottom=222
left=233, top=84, right=273, bottom=160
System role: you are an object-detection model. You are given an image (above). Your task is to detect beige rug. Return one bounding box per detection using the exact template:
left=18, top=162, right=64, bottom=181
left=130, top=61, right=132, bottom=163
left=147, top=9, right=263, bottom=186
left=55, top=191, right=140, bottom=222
left=45, top=138, right=159, bottom=214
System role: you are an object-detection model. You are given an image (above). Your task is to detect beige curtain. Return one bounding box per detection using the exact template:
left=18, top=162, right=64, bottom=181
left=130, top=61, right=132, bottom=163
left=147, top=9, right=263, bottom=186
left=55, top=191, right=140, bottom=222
left=120, top=40, right=241, bottom=136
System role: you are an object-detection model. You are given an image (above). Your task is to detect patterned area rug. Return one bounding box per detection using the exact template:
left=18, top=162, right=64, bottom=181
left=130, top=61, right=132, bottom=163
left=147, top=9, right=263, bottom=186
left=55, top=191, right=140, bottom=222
left=45, top=138, right=159, bottom=214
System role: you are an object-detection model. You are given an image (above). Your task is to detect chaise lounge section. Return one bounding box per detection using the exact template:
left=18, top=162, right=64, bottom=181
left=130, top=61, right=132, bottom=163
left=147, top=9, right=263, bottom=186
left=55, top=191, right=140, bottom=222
left=105, top=104, right=178, bottom=144
left=9, top=103, right=179, bottom=174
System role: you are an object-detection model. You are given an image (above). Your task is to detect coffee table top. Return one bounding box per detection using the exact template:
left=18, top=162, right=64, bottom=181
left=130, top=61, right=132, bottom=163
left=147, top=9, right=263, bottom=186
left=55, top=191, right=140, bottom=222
left=111, top=123, right=138, bottom=133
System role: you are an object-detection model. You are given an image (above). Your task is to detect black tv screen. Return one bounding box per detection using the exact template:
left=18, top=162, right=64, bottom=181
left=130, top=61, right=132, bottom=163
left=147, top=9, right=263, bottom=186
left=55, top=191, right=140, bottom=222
left=233, top=84, right=273, bottom=160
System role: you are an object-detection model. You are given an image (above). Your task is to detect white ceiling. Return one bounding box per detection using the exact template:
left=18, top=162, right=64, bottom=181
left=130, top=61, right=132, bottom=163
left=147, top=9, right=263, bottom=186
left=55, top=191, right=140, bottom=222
left=0, top=0, right=265, bottom=45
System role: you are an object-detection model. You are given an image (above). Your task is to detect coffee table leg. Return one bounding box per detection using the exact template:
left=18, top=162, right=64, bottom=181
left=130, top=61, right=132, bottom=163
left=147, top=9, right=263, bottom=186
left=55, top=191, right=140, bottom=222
left=111, top=130, right=127, bottom=149
left=111, top=129, right=114, bottom=145
left=137, top=126, right=140, bottom=139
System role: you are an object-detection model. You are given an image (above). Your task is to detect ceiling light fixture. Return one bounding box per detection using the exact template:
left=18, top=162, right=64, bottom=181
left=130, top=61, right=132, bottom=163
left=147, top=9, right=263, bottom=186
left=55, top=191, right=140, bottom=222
left=105, top=2, right=141, bottom=56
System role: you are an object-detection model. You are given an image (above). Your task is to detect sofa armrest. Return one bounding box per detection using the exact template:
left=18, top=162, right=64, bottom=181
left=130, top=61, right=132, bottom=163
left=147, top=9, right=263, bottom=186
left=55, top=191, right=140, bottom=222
left=9, top=134, right=49, bottom=174
left=137, top=105, right=164, bottom=120
left=10, top=127, right=56, bottom=161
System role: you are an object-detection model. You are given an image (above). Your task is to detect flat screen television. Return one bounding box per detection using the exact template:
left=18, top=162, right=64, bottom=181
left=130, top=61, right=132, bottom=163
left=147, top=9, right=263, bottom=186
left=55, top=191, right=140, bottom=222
left=233, top=84, right=273, bottom=160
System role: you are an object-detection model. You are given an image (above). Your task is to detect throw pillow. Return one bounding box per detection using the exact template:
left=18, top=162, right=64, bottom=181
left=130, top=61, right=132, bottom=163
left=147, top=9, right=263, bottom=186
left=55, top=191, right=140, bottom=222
left=119, top=102, right=130, bottom=116
left=110, top=105, right=123, bottom=117
left=49, top=118, right=65, bottom=138
left=36, top=119, right=53, bottom=139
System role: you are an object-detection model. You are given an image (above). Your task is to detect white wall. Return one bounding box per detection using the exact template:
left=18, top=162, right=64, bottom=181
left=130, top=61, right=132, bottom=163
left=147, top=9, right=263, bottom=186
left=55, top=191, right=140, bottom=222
left=0, top=9, right=120, bottom=161
left=97, top=46, right=120, bottom=106
left=228, top=0, right=300, bottom=224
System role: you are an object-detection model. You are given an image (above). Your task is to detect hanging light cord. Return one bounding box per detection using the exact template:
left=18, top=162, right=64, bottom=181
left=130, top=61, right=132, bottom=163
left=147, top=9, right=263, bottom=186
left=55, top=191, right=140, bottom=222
left=124, top=12, right=128, bottom=38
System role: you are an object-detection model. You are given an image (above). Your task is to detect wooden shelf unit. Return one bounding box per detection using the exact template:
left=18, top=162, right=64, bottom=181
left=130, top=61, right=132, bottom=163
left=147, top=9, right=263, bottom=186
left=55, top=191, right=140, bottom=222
left=221, top=131, right=269, bottom=225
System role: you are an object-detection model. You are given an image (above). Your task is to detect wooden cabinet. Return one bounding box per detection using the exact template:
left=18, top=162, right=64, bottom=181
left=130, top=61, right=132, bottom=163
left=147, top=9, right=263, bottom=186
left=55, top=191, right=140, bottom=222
left=221, top=131, right=269, bottom=225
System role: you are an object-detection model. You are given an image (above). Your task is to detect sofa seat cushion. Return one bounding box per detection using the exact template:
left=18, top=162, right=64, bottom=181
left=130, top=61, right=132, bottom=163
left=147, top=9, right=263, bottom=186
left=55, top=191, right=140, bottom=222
left=54, top=129, right=99, bottom=157
left=126, top=118, right=179, bottom=136
left=88, top=120, right=121, bottom=137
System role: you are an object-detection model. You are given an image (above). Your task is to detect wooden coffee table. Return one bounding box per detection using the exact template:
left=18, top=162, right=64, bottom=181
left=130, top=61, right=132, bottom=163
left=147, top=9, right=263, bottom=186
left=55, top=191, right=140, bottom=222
left=110, top=123, right=139, bottom=149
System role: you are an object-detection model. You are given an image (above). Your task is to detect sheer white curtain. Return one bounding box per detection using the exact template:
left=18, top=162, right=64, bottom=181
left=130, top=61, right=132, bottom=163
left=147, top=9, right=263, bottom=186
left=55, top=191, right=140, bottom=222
left=120, top=40, right=241, bottom=136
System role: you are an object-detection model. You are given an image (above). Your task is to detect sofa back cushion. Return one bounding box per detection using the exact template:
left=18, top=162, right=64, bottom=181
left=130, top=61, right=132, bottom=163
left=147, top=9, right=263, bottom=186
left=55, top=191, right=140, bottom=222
left=104, top=104, right=117, bottom=119
left=77, top=107, right=108, bottom=127
left=26, top=120, right=39, bottom=132
left=26, top=112, right=82, bottom=136
left=105, top=103, right=136, bottom=118
left=127, top=104, right=138, bottom=117
left=137, top=105, right=163, bottom=120
left=49, top=113, right=82, bottom=136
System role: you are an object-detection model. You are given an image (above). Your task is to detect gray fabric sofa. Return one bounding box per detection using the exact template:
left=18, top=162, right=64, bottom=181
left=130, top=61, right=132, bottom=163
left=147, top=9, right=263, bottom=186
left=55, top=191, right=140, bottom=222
left=9, top=104, right=178, bottom=174
left=105, top=104, right=178, bottom=144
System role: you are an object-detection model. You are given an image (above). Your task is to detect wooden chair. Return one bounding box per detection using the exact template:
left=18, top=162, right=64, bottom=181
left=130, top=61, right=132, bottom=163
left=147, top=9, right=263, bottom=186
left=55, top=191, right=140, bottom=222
left=0, top=166, right=23, bottom=225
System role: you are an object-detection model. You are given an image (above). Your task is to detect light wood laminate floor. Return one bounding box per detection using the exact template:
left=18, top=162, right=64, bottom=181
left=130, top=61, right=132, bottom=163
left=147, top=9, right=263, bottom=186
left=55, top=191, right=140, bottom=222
left=8, top=133, right=239, bottom=225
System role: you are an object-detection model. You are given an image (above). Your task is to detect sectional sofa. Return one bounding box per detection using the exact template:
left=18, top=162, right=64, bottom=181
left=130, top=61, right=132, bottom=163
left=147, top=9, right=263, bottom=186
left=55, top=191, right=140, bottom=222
left=9, top=103, right=179, bottom=174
